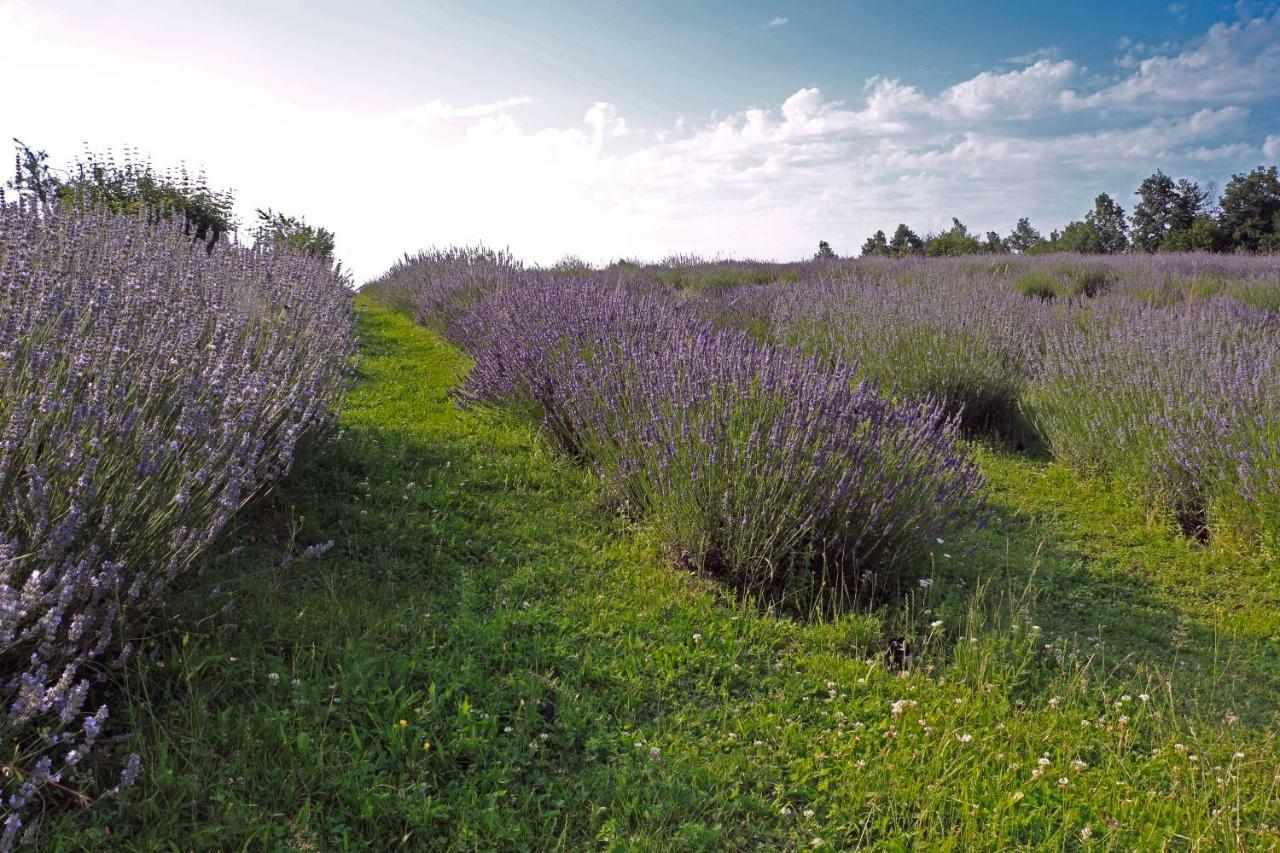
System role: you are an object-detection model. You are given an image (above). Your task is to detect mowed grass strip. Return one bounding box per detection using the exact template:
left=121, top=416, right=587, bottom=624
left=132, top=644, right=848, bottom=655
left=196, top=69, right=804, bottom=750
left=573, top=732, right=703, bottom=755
left=49, top=300, right=1278, bottom=850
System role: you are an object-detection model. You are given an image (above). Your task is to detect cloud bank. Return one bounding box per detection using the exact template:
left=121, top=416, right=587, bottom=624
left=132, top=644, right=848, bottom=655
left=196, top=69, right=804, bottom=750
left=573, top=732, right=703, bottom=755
left=2, top=3, right=1277, bottom=274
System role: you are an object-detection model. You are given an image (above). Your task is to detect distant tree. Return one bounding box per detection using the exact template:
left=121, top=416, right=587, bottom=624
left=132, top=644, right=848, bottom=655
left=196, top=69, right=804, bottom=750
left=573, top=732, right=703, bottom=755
left=888, top=223, right=924, bottom=257
left=1131, top=171, right=1212, bottom=252
left=1217, top=166, right=1280, bottom=253
left=859, top=230, right=890, bottom=257
left=1160, top=214, right=1228, bottom=252
left=1006, top=217, right=1042, bottom=253
left=1056, top=219, right=1100, bottom=254
left=980, top=231, right=1008, bottom=254
left=254, top=208, right=337, bottom=264
left=925, top=218, right=982, bottom=257
left=814, top=239, right=837, bottom=260
left=1085, top=193, right=1128, bottom=254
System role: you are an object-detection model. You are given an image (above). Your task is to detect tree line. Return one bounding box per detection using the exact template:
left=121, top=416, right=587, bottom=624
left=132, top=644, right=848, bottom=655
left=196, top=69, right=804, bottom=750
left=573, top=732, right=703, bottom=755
left=831, top=165, right=1280, bottom=259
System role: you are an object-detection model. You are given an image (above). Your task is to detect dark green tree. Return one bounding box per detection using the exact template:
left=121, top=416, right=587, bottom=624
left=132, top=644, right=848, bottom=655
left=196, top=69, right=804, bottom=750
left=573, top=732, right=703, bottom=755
left=814, top=239, right=837, bottom=260
left=1085, top=193, right=1128, bottom=254
left=1056, top=219, right=1100, bottom=254
left=925, top=218, right=981, bottom=257
left=980, top=231, right=1008, bottom=254
left=1131, top=171, right=1212, bottom=252
left=888, top=223, right=924, bottom=257
left=1159, top=215, right=1226, bottom=252
left=1218, top=166, right=1280, bottom=253
left=254, top=208, right=338, bottom=265
left=859, top=230, right=890, bottom=257
left=1006, top=217, right=1042, bottom=253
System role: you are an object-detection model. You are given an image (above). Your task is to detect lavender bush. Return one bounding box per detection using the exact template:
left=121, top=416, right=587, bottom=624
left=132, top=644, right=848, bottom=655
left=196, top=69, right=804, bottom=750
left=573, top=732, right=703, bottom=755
left=0, top=196, right=355, bottom=839
left=773, top=280, right=1059, bottom=436
left=451, top=277, right=987, bottom=592
left=362, top=245, right=524, bottom=329
left=1027, top=296, right=1280, bottom=549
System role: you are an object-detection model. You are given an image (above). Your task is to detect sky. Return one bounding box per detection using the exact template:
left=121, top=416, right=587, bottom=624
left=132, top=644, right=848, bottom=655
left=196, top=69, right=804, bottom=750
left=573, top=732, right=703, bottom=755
left=2, top=0, right=1279, bottom=277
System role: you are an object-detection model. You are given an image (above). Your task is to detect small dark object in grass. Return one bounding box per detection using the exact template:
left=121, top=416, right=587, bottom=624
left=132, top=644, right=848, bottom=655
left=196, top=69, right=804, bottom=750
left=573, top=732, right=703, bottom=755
left=884, top=637, right=913, bottom=671
left=537, top=698, right=557, bottom=724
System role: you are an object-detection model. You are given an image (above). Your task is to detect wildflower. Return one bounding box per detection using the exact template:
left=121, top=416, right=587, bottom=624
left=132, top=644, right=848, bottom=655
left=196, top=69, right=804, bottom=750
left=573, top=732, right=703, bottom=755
left=1058, top=777, right=1070, bottom=788
left=422, top=740, right=431, bottom=751
left=930, top=620, right=944, bottom=629
left=1080, top=826, right=1092, bottom=841
left=267, top=672, right=280, bottom=685
left=504, top=726, right=513, bottom=733
left=692, top=633, right=702, bottom=643
left=957, top=733, right=973, bottom=743
left=803, top=809, right=815, bottom=818
left=918, top=578, right=934, bottom=589
left=1139, top=693, right=1150, bottom=702
left=649, top=746, right=661, bottom=760
left=398, top=719, right=408, bottom=728
left=1047, top=696, right=1061, bottom=709
left=779, top=806, right=793, bottom=816
left=1071, top=759, right=1087, bottom=772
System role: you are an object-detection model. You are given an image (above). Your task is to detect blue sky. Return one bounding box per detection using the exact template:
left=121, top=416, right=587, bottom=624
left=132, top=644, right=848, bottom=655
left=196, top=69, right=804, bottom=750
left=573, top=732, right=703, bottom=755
left=2, top=0, right=1278, bottom=274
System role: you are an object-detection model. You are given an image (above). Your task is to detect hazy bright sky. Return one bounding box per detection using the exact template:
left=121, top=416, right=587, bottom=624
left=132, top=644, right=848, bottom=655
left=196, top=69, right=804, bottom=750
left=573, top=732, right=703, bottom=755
left=3, top=0, right=1279, bottom=277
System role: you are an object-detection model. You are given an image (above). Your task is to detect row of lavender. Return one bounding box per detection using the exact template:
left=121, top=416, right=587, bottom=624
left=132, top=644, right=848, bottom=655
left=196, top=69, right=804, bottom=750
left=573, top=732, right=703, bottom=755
left=446, top=275, right=986, bottom=597
left=770, top=279, right=1280, bottom=555
left=0, top=197, right=356, bottom=841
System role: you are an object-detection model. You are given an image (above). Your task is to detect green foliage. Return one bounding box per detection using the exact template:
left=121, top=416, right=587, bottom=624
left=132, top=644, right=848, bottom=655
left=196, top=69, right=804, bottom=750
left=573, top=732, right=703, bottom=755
left=1007, top=217, right=1042, bottom=254
left=1131, top=171, right=1212, bottom=252
left=1158, top=214, right=1228, bottom=252
left=980, top=231, right=1007, bottom=254
left=1218, top=166, right=1280, bottom=253
left=253, top=208, right=337, bottom=265
left=860, top=230, right=890, bottom=257
left=888, top=223, right=924, bottom=257
left=9, top=141, right=238, bottom=249
left=814, top=240, right=836, bottom=260
left=1015, top=266, right=1112, bottom=300
left=925, top=218, right=981, bottom=257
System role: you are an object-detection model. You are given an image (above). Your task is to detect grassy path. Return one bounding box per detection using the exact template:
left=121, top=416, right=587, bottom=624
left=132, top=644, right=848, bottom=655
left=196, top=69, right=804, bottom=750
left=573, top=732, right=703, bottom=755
left=51, top=301, right=1278, bottom=850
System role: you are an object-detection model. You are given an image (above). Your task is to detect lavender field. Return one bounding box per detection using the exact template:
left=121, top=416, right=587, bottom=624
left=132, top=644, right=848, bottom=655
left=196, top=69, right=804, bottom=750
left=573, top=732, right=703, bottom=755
left=370, top=250, right=1280, bottom=570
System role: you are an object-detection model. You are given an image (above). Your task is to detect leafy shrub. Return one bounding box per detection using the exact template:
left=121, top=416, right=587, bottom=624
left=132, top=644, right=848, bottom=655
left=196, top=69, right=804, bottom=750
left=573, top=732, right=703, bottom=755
left=449, top=277, right=986, bottom=593
left=0, top=197, right=355, bottom=837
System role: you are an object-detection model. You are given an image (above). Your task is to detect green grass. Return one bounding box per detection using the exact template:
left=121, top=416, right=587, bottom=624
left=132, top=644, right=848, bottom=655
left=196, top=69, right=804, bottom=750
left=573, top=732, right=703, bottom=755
left=48, top=300, right=1279, bottom=850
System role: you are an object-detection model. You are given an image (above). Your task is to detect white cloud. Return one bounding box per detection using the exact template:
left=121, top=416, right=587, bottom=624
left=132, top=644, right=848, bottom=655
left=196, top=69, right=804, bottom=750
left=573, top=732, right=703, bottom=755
left=0, top=1, right=1275, bottom=271
left=1080, top=13, right=1280, bottom=108
left=763, top=16, right=788, bottom=29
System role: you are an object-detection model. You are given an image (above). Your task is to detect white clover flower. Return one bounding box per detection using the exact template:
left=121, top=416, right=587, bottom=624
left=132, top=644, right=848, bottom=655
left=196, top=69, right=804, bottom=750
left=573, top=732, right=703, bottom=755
left=918, top=578, right=934, bottom=589
left=930, top=620, right=944, bottom=629
left=803, top=808, right=815, bottom=818
left=957, top=733, right=973, bottom=743
left=1080, top=826, right=1092, bottom=841
left=267, top=672, right=280, bottom=685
